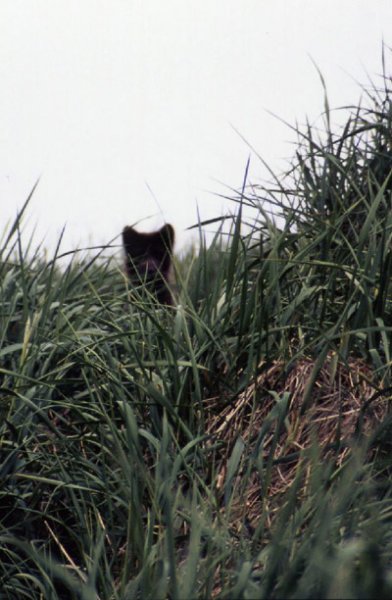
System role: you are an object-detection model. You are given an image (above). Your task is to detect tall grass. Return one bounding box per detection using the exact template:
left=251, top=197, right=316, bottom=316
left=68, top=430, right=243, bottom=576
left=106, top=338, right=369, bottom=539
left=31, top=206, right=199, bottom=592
left=1, top=59, right=392, bottom=598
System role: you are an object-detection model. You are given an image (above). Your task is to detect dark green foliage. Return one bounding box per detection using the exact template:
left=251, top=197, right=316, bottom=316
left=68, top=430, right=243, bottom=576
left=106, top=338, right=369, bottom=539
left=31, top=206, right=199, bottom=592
left=1, top=56, right=392, bottom=599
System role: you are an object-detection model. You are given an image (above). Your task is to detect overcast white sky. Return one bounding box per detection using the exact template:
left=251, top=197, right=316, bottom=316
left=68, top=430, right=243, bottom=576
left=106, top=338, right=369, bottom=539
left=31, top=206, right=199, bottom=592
left=0, top=1, right=391, bottom=256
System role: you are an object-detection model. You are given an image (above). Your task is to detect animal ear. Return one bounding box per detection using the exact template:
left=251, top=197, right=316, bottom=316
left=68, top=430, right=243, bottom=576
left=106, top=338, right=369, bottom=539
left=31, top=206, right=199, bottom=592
left=159, top=224, right=175, bottom=251
left=122, top=226, right=138, bottom=251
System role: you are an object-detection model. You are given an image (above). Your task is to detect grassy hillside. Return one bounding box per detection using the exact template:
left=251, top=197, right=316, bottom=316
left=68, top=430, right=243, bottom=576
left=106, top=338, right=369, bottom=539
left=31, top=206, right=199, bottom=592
left=2, top=66, right=392, bottom=599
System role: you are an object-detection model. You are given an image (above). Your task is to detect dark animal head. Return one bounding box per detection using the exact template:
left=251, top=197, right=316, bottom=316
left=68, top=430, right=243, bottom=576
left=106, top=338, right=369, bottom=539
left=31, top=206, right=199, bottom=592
left=122, top=224, right=175, bottom=305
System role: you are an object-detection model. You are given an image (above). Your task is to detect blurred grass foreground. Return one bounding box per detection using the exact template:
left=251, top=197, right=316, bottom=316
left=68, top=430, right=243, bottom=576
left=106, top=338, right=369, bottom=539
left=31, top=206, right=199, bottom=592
left=2, top=57, right=392, bottom=599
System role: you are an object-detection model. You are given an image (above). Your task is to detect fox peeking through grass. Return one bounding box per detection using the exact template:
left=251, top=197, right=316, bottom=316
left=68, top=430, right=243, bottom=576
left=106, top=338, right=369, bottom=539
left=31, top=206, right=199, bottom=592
left=122, top=224, right=175, bottom=305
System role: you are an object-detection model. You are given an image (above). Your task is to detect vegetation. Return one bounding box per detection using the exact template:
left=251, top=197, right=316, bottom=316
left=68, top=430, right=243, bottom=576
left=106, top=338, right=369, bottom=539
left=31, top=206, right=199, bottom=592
left=1, top=59, right=392, bottom=599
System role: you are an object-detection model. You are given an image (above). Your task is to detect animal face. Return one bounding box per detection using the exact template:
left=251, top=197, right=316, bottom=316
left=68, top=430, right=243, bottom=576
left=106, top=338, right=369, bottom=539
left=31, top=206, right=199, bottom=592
left=122, top=224, right=175, bottom=305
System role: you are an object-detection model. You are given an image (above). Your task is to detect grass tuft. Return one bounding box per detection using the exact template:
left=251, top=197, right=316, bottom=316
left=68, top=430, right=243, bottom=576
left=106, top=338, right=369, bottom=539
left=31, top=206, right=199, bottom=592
left=2, top=54, right=392, bottom=598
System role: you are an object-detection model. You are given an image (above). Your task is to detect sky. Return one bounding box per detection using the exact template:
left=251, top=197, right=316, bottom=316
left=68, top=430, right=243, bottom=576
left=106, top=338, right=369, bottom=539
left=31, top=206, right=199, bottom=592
left=0, top=1, right=391, bottom=258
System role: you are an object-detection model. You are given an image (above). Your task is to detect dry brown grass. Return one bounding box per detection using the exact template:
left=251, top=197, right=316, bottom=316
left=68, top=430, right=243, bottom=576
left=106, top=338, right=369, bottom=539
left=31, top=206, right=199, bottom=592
left=205, top=353, right=389, bottom=531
